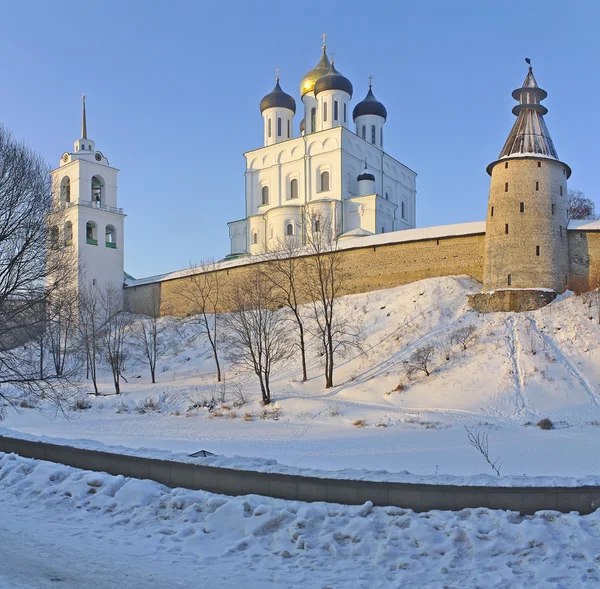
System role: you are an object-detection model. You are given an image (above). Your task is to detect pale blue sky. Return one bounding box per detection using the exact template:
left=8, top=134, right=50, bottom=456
left=1, top=0, right=598, bottom=278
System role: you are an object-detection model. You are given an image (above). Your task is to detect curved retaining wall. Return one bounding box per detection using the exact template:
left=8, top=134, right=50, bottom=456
left=1, top=436, right=599, bottom=515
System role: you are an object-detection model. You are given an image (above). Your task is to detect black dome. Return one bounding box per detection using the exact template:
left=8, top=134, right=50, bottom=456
left=313, top=63, right=353, bottom=97
left=357, top=171, right=375, bottom=182
left=260, top=80, right=296, bottom=114
left=352, top=86, right=387, bottom=121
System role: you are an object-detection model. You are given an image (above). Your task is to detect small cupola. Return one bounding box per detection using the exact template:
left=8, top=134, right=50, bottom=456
left=260, top=73, right=296, bottom=146
left=357, top=161, right=376, bottom=196
left=353, top=78, right=387, bottom=148
left=313, top=62, right=353, bottom=98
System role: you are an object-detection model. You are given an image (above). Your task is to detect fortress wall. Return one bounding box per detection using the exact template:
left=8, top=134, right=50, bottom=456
left=568, top=230, right=600, bottom=293
left=125, top=232, right=486, bottom=317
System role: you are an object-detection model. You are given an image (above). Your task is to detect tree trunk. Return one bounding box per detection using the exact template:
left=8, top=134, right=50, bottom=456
left=298, top=322, right=307, bottom=382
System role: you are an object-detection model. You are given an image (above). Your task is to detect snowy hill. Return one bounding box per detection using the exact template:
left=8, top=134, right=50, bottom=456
left=4, top=275, right=600, bottom=481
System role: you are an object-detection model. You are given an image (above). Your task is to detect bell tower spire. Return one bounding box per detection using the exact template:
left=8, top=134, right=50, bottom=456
left=81, top=94, right=88, bottom=140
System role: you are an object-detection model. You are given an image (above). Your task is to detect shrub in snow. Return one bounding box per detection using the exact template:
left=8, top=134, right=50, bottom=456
left=537, top=418, right=554, bottom=430
left=325, top=403, right=342, bottom=418
left=450, top=325, right=478, bottom=351
left=352, top=419, right=367, bottom=427
left=134, top=397, right=161, bottom=414
left=243, top=412, right=254, bottom=422
left=406, top=343, right=437, bottom=377
left=71, top=397, right=92, bottom=411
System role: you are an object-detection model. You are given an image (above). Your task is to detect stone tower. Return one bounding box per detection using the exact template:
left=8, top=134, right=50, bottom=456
left=477, top=63, right=571, bottom=311
left=49, top=96, right=125, bottom=300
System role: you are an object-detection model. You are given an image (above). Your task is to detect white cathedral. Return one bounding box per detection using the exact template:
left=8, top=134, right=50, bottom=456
left=227, top=38, right=417, bottom=257
left=48, top=39, right=416, bottom=296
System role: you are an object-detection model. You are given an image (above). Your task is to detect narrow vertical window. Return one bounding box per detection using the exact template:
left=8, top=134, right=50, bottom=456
left=252, top=232, right=258, bottom=244
left=505, top=223, right=509, bottom=234
left=505, top=162, right=509, bottom=169
left=286, top=223, right=293, bottom=236
left=290, top=178, right=298, bottom=199
left=320, top=171, right=330, bottom=192
left=552, top=203, right=555, bottom=214
left=371, top=125, right=376, bottom=144
left=361, top=125, right=366, bottom=140
left=287, top=119, right=290, bottom=138
left=505, top=182, right=509, bottom=192
left=314, top=219, right=321, bottom=232
left=277, top=117, right=282, bottom=137
left=401, top=201, right=405, bottom=219
left=520, top=202, right=524, bottom=213
left=560, top=226, right=563, bottom=237
left=537, top=161, right=541, bottom=167
left=491, top=206, right=494, bottom=217
left=268, top=118, right=272, bottom=138
left=333, top=100, right=339, bottom=121
left=507, top=274, right=512, bottom=286
left=560, top=186, right=563, bottom=196
left=343, top=103, right=347, bottom=123
left=385, top=192, right=389, bottom=200
left=381, top=227, right=385, bottom=233
left=311, top=108, right=316, bottom=132
left=536, top=245, right=540, bottom=256
left=261, top=186, right=269, bottom=205
left=380, top=128, right=383, bottom=147
left=535, top=181, right=539, bottom=191
left=323, top=101, right=328, bottom=122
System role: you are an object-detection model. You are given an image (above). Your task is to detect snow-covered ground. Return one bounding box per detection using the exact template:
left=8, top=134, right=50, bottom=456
left=3, top=276, right=600, bottom=483
left=2, top=452, right=600, bottom=589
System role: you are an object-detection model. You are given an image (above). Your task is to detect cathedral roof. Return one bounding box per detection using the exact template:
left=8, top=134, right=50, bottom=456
left=313, top=62, right=353, bottom=97
left=492, top=64, right=562, bottom=172
left=259, top=79, right=296, bottom=114
left=353, top=84, right=387, bottom=121
left=300, top=46, right=331, bottom=97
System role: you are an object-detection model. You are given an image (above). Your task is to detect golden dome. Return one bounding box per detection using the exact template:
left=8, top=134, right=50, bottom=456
left=300, top=47, right=331, bottom=97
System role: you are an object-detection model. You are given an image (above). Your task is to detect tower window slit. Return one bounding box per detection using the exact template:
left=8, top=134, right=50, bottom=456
left=505, top=223, right=509, bottom=234
left=333, top=100, right=339, bottom=121
left=520, top=202, right=524, bottom=213
left=505, top=182, right=509, bottom=192
left=287, top=119, right=290, bottom=138
left=535, top=182, right=539, bottom=191
left=505, top=162, right=509, bottom=169
left=560, top=186, right=563, bottom=196
left=343, top=103, right=347, bottom=123
left=507, top=274, right=512, bottom=286
left=277, top=117, right=281, bottom=137
left=323, top=101, right=328, bottom=122
left=536, top=245, right=540, bottom=256
left=310, top=108, right=316, bottom=132
left=401, top=201, right=405, bottom=219
left=361, top=125, right=366, bottom=140
left=371, top=125, right=376, bottom=144
left=491, top=206, right=494, bottom=217
left=380, top=127, right=383, bottom=147
left=552, top=203, right=555, bottom=214
left=268, top=118, right=272, bottom=138
left=538, top=161, right=541, bottom=167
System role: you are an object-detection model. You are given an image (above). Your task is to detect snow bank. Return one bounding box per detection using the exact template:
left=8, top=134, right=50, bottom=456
left=1, top=452, right=600, bottom=588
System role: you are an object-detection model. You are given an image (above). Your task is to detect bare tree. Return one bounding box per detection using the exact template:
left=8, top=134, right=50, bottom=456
left=261, top=236, right=308, bottom=382
left=450, top=325, right=479, bottom=351
left=178, top=260, right=222, bottom=381
left=303, top=211, right=361, bottom=388
left=131, top=289, right=169, bottom=383
left=406, top=343, right=437, bottom=377
left=99, top=283, right=130, bottom=395
left=465, top=426, right=502, bottom=476
left=45, top=286, right=79, bottom=377
left=0, top=125, right=78, bottom=415
left=223, top=270, right=292, bottom=405
left=568, top=189, right=598, bottom=221
left=77, top=285, right=102, bottom=395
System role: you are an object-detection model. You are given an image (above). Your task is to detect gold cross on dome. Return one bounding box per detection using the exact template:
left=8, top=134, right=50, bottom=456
left=330, top=51, right=335, bottom=63
left=368, top=75, right=373, bottom=86
left=321, top=33, right=328, bottom=48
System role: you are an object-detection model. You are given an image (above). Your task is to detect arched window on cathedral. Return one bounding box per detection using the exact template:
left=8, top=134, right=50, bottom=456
left=86, top=221, right=98, bottom=245
left=371, top=125, right=376, bottom=144
left=286, top=223, right=294, bottom=236
left=277, top=117, right=282, bottom=137
left=252, top=232, right=258, bottom=245
left=311, top=108, right=316, bottom=132
left=91, top=176, right=103, bottom=206
left=320, top=171, right=330, bottom=192
left=105, top=225, right=117, bottom=248
left=323, top=101, right=328, bottom=122
left=290, top=178, right=299, bottom=199
left=64, top=221, right=73, bottom=246
left=261, top=186, right=269, bottom=205
left=49, top=226, right=59, bottom=250
left=268, top=118, right=272, bottom=138
left=361, top=125, right=366, bottom=140
left=333, top=100, right=339, bottom=121
left=61, top=177, right=71, bottom=204
left=314, top=219, right=321, bottom=233
left=343, top=103, right=347, bottom=123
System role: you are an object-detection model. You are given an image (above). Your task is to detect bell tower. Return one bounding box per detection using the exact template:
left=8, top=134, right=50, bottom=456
left=49, top=95, right=125, bottom=299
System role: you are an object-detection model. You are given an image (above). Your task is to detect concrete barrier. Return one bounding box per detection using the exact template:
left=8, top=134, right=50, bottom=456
left=1, top=435, right=599, bottom=515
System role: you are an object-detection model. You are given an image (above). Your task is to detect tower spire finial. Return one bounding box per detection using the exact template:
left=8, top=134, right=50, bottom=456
left=368, top=75, right=373, bottom=88
left=276, top=68, right=280, bottom=82
left=321, top=33, right=327, bottom=49
left=81, top=94, right=87, bottom=140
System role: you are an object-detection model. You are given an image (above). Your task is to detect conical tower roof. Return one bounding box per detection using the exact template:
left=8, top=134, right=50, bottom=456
left=489, top=63, right=569, bottom=175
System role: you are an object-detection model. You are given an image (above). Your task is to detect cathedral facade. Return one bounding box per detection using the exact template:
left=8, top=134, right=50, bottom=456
left=227, top=40, right=417, bottom=257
